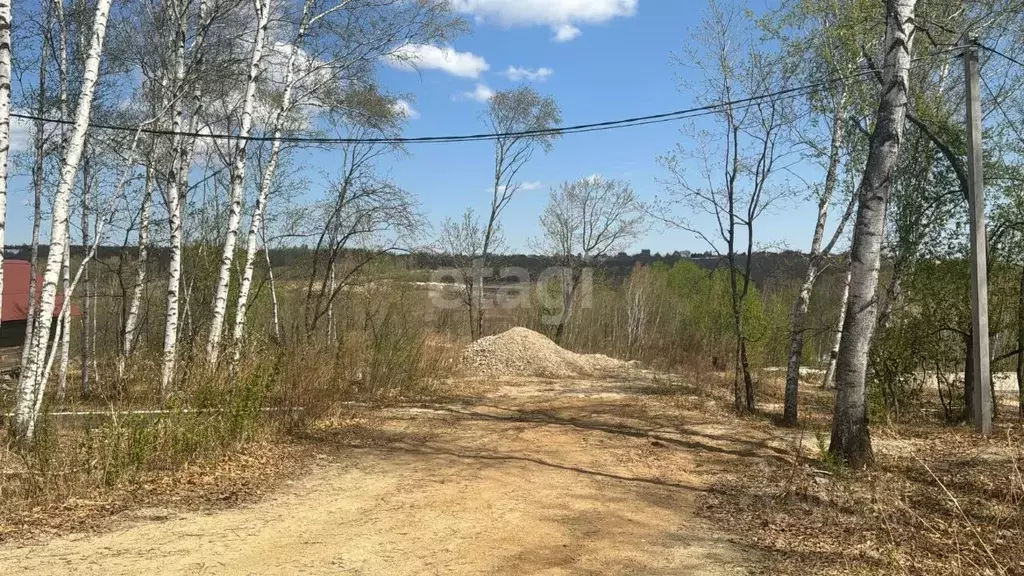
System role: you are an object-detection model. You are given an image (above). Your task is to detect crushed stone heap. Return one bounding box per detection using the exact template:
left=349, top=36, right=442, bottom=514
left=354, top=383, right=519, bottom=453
left=459, top=327, right=629, bottom=378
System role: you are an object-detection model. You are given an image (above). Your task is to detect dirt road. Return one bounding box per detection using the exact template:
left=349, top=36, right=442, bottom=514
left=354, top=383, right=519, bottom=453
left=1, top=375, right=782, bottom=575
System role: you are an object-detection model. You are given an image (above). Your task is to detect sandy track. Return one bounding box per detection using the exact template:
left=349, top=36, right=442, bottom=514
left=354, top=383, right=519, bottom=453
left=1, top=376, right=776, bottom=575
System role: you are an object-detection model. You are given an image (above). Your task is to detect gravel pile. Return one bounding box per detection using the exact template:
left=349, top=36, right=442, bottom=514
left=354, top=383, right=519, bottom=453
left=459, top=327, right=628, bottom=378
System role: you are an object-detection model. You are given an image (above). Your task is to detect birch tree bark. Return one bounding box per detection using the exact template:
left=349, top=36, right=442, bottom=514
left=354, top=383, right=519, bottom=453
left=161, top=0, right=211, bottom=395
left=264, top=231, right=281, bottom=341
left=80, top=152, right=93, bottom=397
left=26, top=0, right=69, bottom=371
left=22, top=20, right=48, bottom=371
left=57, top=228, right=70, bottom=400
left=206, top=0, right=271, bottom=365
left=0, top=0, right=12, bottom=333
left=119, top=163, right=153, bottom=377
left=231, top=0, right=314, bottom=361
left=829, top=0, right=917, bottom=468
left=13, top=0, right=113, bottom=441
left=160, top=76, right=186, bottom=396
left=822, top=265, right=851, bottom=389
left=782, top=97, right=854, bottom=425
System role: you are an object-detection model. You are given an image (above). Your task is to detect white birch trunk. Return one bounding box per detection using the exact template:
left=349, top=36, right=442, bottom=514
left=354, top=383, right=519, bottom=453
left=26, top=0, right=67, bottom=371
left=161, top=0, right=211, bottom=395
left=57, top=227, right=70, bottom=399
left=161, top=156, right=185, bottom=394
left=829, top=0, right=917, bottom=468
left=80, top=154, right=92, bottom=396
left=36, top=130, right=144, bottom=406
left=230, top=0, right=313, bottom=361
left=23, top=84, right=45, bottom=370
left=0, top=0, right=12, bottom=334
left=206, top=0, right=271, bottom=365
left=120, top=164, right=153, bottom=378
left=782, top=96, right=849, bottom=425
left=327, top=261, right=336, bottom=344
left=13, top=0, right=112, bottom=441
left=822, top=266, right=851, bottom=389
left=264, top=237, right=281, bottom=341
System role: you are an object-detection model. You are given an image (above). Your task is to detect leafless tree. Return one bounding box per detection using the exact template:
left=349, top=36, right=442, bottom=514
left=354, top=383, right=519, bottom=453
left=301, top=123, right=422, bottom=339
left=539, top=176, right=644, bottom=342
left=658, top=0, right=795, bottom=414
left=437, top=208, right=495, bottom=336
left=475, top=86, right=560, bottom=339
left=624, top=264, right=662, bottom=360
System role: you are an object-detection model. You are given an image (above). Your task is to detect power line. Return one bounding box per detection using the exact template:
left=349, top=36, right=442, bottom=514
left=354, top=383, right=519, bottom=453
left=976, top=41, right=1024, bottom=146
left=979, top=71, right=1024, bottom=147
left=12, top=80, right=849, bottom=145
left=11, top=50, right=959, bottom=146
left=977, top=42, right=1024, bottom=69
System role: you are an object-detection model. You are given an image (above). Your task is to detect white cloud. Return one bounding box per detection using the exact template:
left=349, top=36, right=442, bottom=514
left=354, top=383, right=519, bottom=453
left=452, top=0, right=637, bottom=41
left=554, top=24, right=582, bottom=42
left=489, top=181, right=543, bottom=194
left=458, top=84, right=495, bottom=103
left=503, top=66, right=553, bottom=82
left=391, top=99, right=420, bottom=120
left=387, top=44, right=489, bottom=78
left=10, top=115, right=32, bottom=155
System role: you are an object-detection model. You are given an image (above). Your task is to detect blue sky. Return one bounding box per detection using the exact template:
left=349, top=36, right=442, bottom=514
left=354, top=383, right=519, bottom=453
left=5, top=0, right=840, bottom=256
left=365, top=0, right=831, bottom=255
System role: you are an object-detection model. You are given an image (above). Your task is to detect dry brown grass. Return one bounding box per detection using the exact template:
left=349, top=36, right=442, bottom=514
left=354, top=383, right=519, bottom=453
left=698, top=375, right=1024, bottom=575
left=0, top=287, right=462, bottom=543
left=0, top=439, right=310, bottom=543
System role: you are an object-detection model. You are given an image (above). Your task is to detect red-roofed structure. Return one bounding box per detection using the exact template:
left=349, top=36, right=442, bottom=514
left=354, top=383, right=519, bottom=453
left=2, top=260, right=74, bottom=322
left=0, top=261, right=79, bottom=358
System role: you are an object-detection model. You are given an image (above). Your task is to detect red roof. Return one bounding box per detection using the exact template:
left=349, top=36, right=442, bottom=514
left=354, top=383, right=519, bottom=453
left=2, top=260, right=77, bottom=322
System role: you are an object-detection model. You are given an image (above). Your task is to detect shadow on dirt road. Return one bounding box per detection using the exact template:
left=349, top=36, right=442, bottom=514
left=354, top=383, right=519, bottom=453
left=0, top=374, right=789, bottom=575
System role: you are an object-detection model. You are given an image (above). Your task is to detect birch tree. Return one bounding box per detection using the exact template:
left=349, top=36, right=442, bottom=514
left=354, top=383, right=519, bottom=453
left=756, top=0, right=880, bottom=424
left=231, top=0, right=462, bottom=355
left=13, top=0, right=113, bottom=441
left=21, top=8, right=49, bottom=372
left=151, top=0, right=219, bottom=394
left=80, top=150, right=93, bottom=396
left=119, top=162, right=153, bottom=377
left=438, top=208, right=492, bottom=335
left=205, top=0, right=271, bottom=366
left=475, top=86, right=560, bottom=339
left=231, top=0, right=314, bottom=362
left=821, top=264, right=851, bottom=389
left=0, top=0, right=12, bottom=330
left=57, top=229, right=70, bottom=398
left=829, top=0, right=918, bottom=468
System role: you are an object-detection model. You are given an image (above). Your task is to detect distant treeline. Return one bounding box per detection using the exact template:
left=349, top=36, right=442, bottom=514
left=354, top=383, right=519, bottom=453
left=5, top=244, right=840, bottom=288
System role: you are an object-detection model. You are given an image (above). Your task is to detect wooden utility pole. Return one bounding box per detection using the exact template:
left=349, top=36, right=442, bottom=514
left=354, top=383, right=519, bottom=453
left=965, top=37, right=993, bottom=435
